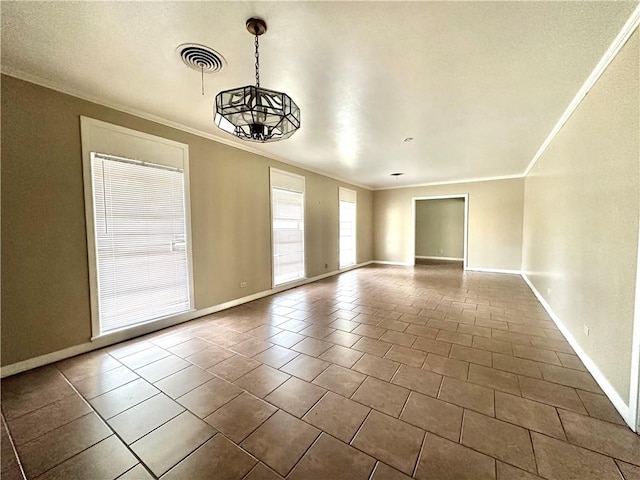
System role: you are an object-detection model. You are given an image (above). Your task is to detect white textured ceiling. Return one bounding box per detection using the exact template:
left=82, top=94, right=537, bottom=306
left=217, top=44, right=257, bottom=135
left=1, top=1, right=637, bottom=188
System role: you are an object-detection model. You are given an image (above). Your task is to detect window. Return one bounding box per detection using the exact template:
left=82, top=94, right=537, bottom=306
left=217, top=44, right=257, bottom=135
left=81, top=117, right=193, bottom=336
left=271, top=168, right=305, bottom=286
left=339, top=187, right=357, bottom=268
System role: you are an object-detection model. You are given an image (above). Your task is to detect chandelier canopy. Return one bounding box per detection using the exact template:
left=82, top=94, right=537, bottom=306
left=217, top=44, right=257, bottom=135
left=214, top=18, right=300, bottom=143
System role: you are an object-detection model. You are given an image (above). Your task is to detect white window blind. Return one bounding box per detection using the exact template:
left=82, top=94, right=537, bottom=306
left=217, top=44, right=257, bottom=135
left=91, top=153, right=191, bottom=333
left=339, top=187, right=357, bottom=268
left=271, top=169, right=305, bottom=286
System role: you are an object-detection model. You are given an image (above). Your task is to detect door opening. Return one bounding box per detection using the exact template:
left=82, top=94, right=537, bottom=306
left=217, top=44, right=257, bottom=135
left=411, top=195, right=468, bottom=269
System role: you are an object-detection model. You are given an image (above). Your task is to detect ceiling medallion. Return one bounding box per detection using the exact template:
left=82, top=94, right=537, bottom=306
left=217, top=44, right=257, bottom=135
left=214, top=18, right=301, bottom=143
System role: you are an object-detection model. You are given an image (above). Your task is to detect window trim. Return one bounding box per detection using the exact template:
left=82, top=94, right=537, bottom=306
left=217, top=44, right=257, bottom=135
left=80, top=116, right=195, bottom=339
left=269, top=167, right=306, bottom=288
left=339, top=187, right=357, bottom=268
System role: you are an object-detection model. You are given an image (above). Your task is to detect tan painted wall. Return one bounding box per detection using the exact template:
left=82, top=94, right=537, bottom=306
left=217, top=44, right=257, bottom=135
left=1, top=75, right=373, bottom=366
left=373, top=178, right=524, bottom=269
left=522, top=32, right=639, bottom=401
left=415, top=198, right=465, bottom=258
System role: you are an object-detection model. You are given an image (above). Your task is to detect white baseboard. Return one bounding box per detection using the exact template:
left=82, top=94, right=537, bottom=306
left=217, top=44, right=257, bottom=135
left=415, top=256, right=464, bottom=261
left=372, top=260, right=414, bottom=266
left=466, top=267, right=522, bottom=275
left=1, top=261, right=374, bottom=378
left=372, top=261, right=520, bottom=274
left=521, top=273, right=634, bottom=431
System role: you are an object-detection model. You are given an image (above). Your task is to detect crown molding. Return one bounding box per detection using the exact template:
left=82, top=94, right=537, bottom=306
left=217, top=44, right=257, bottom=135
left=523, top=3, right=640, bottom=177
left=375, top=3, right=640, bottom=190
left=4, top=1, right=639, bottom=193
left=0, top=67, right=373, bottom=191
left=372, top=173, right=524, bottom=191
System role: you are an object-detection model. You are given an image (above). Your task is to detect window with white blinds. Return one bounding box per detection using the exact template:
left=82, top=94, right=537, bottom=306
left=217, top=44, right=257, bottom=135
left=339, top=187, right=357, bottom=268
left=271, top=168, right=305, bottom=286
left=90, top=153, right=192, bottom=333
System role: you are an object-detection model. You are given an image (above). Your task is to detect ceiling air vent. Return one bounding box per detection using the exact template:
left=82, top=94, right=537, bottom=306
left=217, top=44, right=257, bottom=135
left=177, top=43, right=226, bottom=73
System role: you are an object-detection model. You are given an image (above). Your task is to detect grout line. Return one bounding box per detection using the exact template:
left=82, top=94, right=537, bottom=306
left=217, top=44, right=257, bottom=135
left=1, top=412, right=28, bottom=480
left=47, top=372, right=158, bottom=479
left=528, top=428, right=540, bottom=476
left=7, top=266, right=632, bottom=477
left=490, top=389, right=496, bottom=418
left=574, top=388, right=592, bottom=417
left=613, top=460, right=628, bottom=480
left=435, top=375, right=445, bottom=399
left=398, top=390, right=413, bottom=419
left=240, top=460, right=260, bottom=480
left=116, top=463, right=146, bottom=479
left=367, top=461, right=380, bottom=480
left=300, top=390, right=330, bottom=419
left=159, top=432, right=223, bottom=478
left=388, top=362, right=402, bottom=383
left=349, top=408, right=374, bottom=446
left=349, top=374, right=369, bottom=400
left=527, top=429, right=631, bottom=472
left=479, top=395, right=634, bottom=469
left=412, top=430, right=428, bottom=477
left=297, top=409, right=410, bottom=478
left=459, top=408, right=467, bottom=443
left=557, top=407, right=570, bottom=443
left=284, top=428, right=323, bottom=477
left=0, top=387, right=77, bottom=426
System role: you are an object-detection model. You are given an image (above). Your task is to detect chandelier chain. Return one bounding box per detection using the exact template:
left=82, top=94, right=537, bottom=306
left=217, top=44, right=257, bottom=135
left=214, top=18, right=300, bottom=142
left=254, top=34, right=260, bottom=88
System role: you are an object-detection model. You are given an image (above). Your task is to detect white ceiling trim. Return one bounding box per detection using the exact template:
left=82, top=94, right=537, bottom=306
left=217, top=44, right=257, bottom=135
left=1, top=66, right=373, bottom=191
left=357, top=1, right=635, bottom=188
left=377, top=3, right=640, bottom=192
left=3, top=2, right=637, bottom=193
left=373, top=173, right=524, bottom=191
left=523, top=3, right=640, bottom=177
left=7, top=65, right=527, bottom=193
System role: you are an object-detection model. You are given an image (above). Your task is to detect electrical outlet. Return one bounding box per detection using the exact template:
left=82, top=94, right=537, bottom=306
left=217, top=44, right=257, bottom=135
left=547, top=288, right=551, bottom=294
left=325, top=263, right=328, bottom=269
left=240, top=282, right=247, bottom=288
left=584, top=325, right=589, bottom=336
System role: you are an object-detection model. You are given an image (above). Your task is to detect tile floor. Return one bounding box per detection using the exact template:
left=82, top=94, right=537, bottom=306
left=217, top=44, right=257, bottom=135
left=2, top=264, right=639, bottom=479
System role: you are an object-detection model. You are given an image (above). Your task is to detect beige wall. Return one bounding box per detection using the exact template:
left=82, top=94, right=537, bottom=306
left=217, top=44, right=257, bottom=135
left=1, top=75, right=373, bottom=366
left=522, top=32, right=639, bottom=401
left=373, top=178, right=524, bottom=269
left=415, top=198, right=465, bottom=258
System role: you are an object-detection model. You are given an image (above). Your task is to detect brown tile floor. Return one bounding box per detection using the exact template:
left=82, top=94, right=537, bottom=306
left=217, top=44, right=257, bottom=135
left=2, top=264, right=639, bottom=479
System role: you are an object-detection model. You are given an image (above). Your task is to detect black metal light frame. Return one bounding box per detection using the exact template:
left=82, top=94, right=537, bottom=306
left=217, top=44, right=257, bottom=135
left=214, top=18, right=300, bottom=143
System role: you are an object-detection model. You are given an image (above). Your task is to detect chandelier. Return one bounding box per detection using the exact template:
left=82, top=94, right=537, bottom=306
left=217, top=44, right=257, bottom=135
left=214, top=18, right=300, bottom=143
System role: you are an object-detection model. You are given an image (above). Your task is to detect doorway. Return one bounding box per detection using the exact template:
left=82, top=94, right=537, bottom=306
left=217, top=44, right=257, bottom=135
left=411, top=195, right=468, bottom=269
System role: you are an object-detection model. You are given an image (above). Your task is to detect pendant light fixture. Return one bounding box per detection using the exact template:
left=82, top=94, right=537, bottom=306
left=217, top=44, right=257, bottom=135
left=214, top=18, right=300, bottom=142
